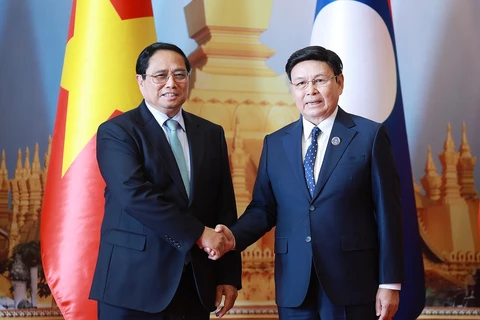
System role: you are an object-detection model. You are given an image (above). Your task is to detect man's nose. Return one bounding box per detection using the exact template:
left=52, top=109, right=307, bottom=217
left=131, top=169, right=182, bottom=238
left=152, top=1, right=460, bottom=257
left=164, top=74, right=177, bottom=87
left=305, top=81, right=318, bottom=94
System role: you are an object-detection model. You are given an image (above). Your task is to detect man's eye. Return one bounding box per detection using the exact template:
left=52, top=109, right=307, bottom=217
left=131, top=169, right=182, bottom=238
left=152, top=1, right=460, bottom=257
left=153, top=74, right=167, bottom=79
left=174, top=73, right=187, bottom=79
left=314, top=79, right=325, bottom=84
left=296, top=81, right=306, bottom=87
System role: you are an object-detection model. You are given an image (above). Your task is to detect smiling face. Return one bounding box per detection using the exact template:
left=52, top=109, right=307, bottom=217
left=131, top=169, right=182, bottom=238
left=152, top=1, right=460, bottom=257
left=290, top=60, right=344, bottom=125
left=136, top=49, right=189, bottom=117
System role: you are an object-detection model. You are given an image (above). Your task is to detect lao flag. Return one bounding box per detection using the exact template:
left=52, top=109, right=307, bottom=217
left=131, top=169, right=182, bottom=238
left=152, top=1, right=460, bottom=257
left=311, top=0, right=425, bottom=319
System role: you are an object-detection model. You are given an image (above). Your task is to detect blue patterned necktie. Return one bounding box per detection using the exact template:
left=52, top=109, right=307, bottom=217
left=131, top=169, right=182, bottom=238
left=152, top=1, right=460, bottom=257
left=304, top=126, right=321, bottom=197
left=165, top=119, right=190, bottom=198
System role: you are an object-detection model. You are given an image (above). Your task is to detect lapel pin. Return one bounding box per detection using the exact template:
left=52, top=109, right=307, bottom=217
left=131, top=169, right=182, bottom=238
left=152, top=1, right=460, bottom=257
left=331, top=136, right=341, bottom=146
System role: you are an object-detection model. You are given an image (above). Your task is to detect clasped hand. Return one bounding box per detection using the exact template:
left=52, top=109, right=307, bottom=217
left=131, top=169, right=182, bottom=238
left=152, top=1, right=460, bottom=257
left=196, top=224, right=235, bottom=260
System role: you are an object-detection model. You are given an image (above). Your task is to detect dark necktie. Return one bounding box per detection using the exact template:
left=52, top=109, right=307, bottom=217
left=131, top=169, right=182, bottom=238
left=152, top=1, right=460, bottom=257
left=304, top=126, right=321, bottom=197
left=165, top=119, right=190, bottom=198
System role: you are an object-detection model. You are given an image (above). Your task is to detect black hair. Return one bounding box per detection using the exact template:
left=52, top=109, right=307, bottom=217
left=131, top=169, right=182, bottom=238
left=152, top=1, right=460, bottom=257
left=136, top=42, right=191, bottom=79
left=285, top=45, right=343, bottom=80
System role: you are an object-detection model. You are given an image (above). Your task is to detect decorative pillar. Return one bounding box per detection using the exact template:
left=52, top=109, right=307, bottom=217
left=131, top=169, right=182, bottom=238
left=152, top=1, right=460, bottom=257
left=14, top=149, right=26, bottom=232
left=438, top=124, right=473, bottom=253
left=457, top=122, right=477, bottom=199
left=439, top=124, right=462, bottom=204
left=230, top=118, right=251, bottom=214
left=421, top=145, right=441, bottom=201
left=24, top=144, right=42, bottom=240
left=0, top=150, right=10, bottom=229
left=9, top=180, right=20, bottom=257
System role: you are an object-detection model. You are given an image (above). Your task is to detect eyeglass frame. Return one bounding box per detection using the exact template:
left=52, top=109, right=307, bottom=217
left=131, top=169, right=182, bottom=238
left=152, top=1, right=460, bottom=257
left=142, top=71, right=190, bottom=85
left=290, top=74, right=339, bottom=90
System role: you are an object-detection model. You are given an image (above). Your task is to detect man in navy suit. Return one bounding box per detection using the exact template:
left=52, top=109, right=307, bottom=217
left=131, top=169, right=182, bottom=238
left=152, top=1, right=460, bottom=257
left=89, top=42, right=241, bottom=319
left=214, top=46, right=404, bottom=319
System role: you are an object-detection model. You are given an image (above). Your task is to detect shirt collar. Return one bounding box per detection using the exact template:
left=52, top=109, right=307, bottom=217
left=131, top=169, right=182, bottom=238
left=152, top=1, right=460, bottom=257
left=302, top=106, right=338, bottom=141
left=145, top=101, right=186, bottom=132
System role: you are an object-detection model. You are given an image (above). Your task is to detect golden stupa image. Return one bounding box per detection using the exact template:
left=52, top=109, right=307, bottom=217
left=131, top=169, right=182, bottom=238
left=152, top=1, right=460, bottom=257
left=417, top=122, right=480, bottom=308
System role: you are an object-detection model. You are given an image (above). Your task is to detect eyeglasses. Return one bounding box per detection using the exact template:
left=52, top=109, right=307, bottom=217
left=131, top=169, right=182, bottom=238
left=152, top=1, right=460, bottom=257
left=143, top=71, right=190, bottom=84
left=290, top=75, right=338, bottom=90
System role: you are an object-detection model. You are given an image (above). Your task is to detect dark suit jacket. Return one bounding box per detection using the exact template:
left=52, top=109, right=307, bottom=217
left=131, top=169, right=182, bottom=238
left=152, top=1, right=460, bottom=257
left=89, top=101, right=241, bottom=313
left=231, top=107, right=403, bottom=307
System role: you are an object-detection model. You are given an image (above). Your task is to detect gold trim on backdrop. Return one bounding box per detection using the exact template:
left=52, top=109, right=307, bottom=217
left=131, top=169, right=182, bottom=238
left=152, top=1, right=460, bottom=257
left=420, top=307, right=480, bottom=318
left=3, top=307, right=480, bottom=320
left=0, top=308, right=62, bottom=318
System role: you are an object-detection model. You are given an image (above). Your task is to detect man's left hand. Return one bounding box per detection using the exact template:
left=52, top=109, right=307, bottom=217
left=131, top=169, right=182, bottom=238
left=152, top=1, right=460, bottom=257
left=214, top=285, right=238, bottom=318
left=376, top=288, right=399, bottom=320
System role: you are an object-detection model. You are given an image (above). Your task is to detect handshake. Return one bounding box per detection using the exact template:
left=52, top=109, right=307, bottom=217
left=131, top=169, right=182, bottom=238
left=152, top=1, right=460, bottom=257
left=196, top=224, right=235, bottom=260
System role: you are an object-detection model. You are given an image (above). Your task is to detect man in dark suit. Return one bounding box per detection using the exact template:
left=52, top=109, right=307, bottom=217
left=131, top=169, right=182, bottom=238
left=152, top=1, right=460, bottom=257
left=214, top=46, right=404, bottom=319
left=89, top=42, right=241, bottom=319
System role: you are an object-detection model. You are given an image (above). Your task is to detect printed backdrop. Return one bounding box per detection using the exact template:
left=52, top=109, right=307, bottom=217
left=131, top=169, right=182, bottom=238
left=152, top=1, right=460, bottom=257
left=0, top=0, right=479, bottom=319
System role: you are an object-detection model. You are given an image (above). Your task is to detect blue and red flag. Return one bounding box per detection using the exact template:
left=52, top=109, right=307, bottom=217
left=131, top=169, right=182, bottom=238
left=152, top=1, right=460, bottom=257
left=311, top=1, right=425, bottom=319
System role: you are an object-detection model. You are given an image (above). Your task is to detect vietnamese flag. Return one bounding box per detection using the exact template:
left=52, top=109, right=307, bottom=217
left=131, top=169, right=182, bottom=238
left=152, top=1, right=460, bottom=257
left=40, top=1, right=156, bottom=319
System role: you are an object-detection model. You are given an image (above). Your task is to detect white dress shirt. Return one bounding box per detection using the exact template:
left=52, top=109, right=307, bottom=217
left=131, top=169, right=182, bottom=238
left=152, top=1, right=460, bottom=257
left=145, top=103, right=191, bottom=180
left=301, top=108, right=338, bottom=183
left=301, top=106, right=400, bottom=291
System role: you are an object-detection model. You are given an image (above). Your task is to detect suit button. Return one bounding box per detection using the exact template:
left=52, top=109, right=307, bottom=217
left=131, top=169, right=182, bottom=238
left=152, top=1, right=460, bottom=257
left=309, top=205, right=315, bottom=211
left=305, top=236, right=311, bottom=243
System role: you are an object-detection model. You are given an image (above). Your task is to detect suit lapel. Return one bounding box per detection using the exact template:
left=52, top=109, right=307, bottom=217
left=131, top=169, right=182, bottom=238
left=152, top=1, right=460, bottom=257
left=313, top=108, right=356, bottom=200
left=137, top=102, right=189, bottom=202
left=183, top=111, right=203, bottom=206
left=283, top=119, right=311, bottom=200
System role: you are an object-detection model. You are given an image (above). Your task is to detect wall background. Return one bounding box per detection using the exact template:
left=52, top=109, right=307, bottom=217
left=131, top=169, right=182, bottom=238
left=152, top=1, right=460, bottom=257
left=0, top=0, right=479, bottom=314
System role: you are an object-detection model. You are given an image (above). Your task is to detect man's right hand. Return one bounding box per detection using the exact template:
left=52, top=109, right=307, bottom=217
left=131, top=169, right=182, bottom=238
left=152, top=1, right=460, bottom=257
left=205, top=224, right=235, bottom=260
left=215, top=224, right=235, bottom=250
left=196, top=227, right=228, bottom=260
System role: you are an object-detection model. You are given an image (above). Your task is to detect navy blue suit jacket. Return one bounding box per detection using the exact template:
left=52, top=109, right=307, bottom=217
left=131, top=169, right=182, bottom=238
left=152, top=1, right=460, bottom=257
left=89, top=101, right=241, bottom=313
left=231, top=107, right=403, bottom=307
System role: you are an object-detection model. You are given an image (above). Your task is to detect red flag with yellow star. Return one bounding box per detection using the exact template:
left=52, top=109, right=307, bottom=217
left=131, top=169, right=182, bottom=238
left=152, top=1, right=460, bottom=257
left=40, top=1, right=156, bottom=319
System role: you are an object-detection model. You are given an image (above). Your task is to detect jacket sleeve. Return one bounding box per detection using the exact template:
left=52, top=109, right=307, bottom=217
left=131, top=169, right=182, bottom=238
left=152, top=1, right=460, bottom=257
left=231, top=135, right=278, bottom=252
left=214, top=126, right=242, bottom=289
left=371, top=124, right=404, bottom=284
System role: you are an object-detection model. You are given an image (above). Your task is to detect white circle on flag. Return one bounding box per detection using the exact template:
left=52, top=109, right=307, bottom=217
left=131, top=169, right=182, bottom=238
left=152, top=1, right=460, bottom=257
left=310, top=1, right=397, bottom=123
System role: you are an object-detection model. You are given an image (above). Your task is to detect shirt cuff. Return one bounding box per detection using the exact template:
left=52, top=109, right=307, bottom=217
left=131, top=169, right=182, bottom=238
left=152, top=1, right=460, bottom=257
left=379, top=283, right=401, bottom=290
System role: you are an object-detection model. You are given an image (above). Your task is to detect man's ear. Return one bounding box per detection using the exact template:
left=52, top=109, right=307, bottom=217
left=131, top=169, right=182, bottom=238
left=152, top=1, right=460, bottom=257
left=336, top=73, right=344, bottom=93
left=135, top=74, right=144, bottom=87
